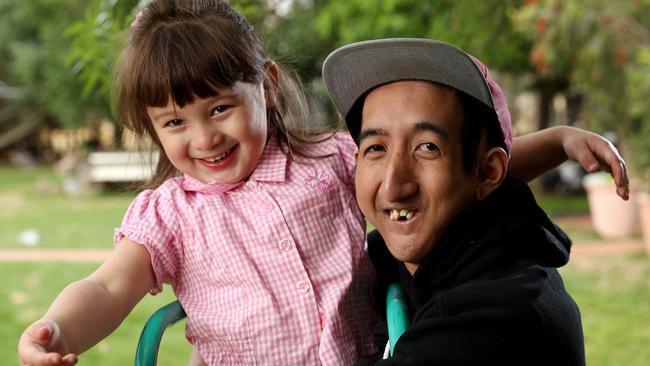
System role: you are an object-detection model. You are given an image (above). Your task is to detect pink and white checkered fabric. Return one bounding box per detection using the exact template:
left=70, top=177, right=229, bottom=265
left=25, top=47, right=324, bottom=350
left=115, top=133, right=378, bottom=365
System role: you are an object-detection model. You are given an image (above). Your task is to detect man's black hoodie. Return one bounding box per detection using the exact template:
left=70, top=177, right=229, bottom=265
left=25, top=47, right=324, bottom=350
left=368, top=176, right=585, bottom=365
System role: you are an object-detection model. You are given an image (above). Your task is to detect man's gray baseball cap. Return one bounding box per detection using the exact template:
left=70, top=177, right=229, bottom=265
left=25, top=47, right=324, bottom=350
left=322, top=38, right=512, bottom=153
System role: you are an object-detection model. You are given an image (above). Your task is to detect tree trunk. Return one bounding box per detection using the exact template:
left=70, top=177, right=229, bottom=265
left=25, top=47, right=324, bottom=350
left=536, top=78, right=569, bottom=130
left=538, top=85, right=554, bottom=130
left=565, top=92, right=584, bottom=126
left=0, top=111, right=44, bottom=150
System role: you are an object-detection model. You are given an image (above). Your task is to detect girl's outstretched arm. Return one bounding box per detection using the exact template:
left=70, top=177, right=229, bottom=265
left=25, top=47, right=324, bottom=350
left=18, top=239, right=155, bottom=366
left=509, top=126, right=629, bottom=200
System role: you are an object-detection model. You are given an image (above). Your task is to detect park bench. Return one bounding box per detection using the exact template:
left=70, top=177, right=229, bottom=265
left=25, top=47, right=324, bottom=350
left=86, top=151, right=157, bottom=183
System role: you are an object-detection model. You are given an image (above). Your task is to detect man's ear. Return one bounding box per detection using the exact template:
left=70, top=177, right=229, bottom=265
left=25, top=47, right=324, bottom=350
left=474, top=146, right=508, bottom=201
left=264, top=61, right=280, bottom=108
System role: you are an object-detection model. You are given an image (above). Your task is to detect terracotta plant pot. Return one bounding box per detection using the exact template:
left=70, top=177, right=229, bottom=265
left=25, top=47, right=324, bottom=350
left=638, top=191, right=650, bottom=257
left=582, top=172, right=639, bottom=239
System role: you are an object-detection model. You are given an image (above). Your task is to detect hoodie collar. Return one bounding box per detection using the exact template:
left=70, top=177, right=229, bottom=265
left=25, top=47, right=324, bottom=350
left=406, top=176, right=571, bottom=306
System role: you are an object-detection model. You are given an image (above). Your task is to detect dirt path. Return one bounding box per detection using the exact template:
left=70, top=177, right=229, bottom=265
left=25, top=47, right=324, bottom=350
left=0, top=248, right=112, bottom=262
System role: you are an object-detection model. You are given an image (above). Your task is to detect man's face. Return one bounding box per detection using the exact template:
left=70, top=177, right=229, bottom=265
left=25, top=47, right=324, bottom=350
left=355, top=80, right=477, bottom=274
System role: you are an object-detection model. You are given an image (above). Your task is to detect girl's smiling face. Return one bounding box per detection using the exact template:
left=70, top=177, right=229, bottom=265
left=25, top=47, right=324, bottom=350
left=147, top=81, right=270, bottom=184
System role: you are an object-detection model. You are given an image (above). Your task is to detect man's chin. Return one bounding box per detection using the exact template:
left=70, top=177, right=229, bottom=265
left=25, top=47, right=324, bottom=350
left=382, top=233, right=435, bottom=265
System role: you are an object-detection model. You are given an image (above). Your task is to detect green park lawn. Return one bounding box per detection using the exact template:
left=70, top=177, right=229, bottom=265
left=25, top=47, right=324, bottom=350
left=0, top=166, right=135, bottom=249
left=1, top=165, right=649, bottom=365
left=1, top=263, right=190, bottom=366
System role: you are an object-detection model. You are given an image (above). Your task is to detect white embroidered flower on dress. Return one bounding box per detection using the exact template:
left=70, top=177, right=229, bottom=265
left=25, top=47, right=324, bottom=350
left=305, top=170, right=334, bottom=193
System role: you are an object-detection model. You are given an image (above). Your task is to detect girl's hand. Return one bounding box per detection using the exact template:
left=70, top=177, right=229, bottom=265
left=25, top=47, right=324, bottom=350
left=18, top=320, right=78, bottom=366
left=561, top=127, right=630, bottom=200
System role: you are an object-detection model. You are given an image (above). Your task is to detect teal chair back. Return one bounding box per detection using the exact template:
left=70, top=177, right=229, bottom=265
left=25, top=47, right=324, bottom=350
left=134, top=283, right=409, bottom=365
left=134, top=300, right=186, bottom=366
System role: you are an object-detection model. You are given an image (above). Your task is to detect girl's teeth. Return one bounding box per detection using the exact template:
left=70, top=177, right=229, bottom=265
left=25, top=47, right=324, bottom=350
left=205, top=151, right=228, bottom=163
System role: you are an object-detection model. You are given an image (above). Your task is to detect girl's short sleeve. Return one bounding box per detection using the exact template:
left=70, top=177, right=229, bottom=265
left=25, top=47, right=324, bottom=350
left=114, top=189, right=182, bottom=294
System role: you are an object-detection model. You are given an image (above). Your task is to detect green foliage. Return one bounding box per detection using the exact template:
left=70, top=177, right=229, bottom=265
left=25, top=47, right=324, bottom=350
left=3, top=0, right=650, bottom=174
left=315, top=0, right=531, bottom=72
left=513, top=0, right=650, bottom=182
left=0, top=0, right=101, bottom=128
left=627, top=47, right=650, bottom=185
left=63, top=0, right=338, bottom=124
left=64, top=0, right=137, bottom=120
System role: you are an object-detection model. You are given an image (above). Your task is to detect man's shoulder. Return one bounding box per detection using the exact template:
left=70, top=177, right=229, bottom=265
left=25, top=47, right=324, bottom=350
left=430, top=263, right=576, bottom=323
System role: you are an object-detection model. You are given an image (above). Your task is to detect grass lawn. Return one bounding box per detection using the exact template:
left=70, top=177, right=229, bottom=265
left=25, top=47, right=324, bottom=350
left=561, top=253, right=650, bottom=365
left=0, top=166, right=136, bottom=249
left=2, top=262, right=190, bottom=366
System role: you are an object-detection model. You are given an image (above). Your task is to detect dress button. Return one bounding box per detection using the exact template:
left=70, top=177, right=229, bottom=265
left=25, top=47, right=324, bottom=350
left=264, top=201, right=275, bottom=214
left=297, top=281, right=311, bottom=293
left=245, top=181, right=257, bottom=191
left=279, top=239, right=292, bottom=252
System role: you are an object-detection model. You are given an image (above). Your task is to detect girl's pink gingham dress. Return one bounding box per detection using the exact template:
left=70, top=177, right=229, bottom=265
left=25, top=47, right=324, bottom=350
left=115, top=133, right=378, bottom=365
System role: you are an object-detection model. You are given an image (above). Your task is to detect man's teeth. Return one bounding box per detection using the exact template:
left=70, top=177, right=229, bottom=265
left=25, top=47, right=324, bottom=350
left=389, top=209, right=415, bottom=221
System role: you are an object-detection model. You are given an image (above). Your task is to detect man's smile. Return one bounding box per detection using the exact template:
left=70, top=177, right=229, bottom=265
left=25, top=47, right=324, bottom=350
left=386, top=208, right=417, bottom=221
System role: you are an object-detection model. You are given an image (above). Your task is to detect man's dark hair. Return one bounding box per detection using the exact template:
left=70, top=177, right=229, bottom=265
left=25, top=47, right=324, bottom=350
left=457, top=91, right=506, bottom=175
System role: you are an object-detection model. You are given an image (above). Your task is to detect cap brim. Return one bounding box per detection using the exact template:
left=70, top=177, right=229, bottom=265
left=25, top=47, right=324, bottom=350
left=323, top=38, right=494, bottom=139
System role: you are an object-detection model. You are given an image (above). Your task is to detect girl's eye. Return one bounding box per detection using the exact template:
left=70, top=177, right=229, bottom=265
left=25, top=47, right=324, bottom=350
left=212, top=105, right=231, bottom=116
left=418, top=142, right=439, bottom=153
left=164, top=119, right=184, bottom=128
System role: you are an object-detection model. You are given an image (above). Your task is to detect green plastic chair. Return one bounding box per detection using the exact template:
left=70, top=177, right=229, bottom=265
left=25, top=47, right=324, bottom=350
left=385, top=283, right=409, bottom=356
left=134, top=283, right=409, bottom=365
left=134, top=300, right=186, bottom=366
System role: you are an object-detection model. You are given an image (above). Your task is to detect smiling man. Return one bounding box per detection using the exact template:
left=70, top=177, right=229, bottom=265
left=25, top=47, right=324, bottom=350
left=323, top=38, right=585, bottom=365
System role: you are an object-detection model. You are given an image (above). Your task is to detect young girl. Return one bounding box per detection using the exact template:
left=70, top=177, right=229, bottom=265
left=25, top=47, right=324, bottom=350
left=18, top=1, right=629, bottom=365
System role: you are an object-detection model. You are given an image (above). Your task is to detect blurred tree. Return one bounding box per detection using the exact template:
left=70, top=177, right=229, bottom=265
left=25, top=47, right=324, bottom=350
left=312, top=0, right=544, bottom=124
left=64, top=0, right=338, bottom=131
left=314, top=0, right=558, bottom=127
left=5, top=0, right=648, bottom=163
left=627, top=37, right=650, bottom=184
left=513, top=0, right=650, bottom=132
left=0, top=0, right=99, bottom=151
left=316, top=0, right=531, bottom=73
left=317, top=0, right=650, bottom=138
left=513, top=0, right=650, bottom=179
left=64, top=0, right=138, bottom=126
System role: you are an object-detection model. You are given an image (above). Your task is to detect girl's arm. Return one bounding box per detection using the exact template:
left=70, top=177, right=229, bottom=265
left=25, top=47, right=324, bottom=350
left=509, top=126, right=629, bottom=200
left=18, top=239, right=155, bottom=366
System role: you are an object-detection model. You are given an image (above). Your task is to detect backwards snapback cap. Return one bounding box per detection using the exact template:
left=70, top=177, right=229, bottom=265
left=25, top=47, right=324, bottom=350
left=322, top=38, right=512, bottom=154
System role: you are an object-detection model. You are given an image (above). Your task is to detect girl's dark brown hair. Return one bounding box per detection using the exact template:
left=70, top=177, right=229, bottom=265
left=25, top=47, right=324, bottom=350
left=114, top=0, right=333, bottom=188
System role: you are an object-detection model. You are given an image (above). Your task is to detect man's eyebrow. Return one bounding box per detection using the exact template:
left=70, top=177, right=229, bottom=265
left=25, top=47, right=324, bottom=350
left=357, top=128, right=386, bottom=144
left=414, top=121, right=449, bottom=141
